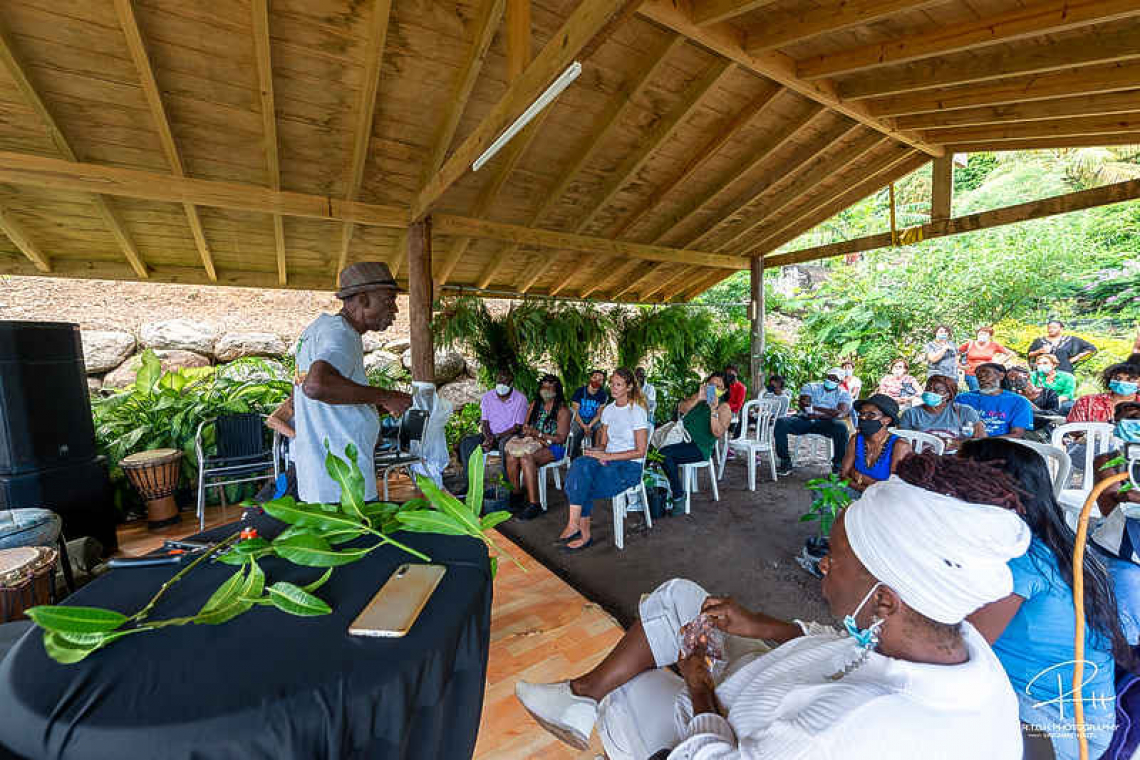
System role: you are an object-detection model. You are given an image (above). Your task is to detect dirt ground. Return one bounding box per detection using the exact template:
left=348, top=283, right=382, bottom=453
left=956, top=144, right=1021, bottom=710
left=489, top=457, right=834, bottom=629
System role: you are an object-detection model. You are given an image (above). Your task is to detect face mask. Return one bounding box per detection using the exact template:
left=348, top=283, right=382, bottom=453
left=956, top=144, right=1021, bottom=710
left=1110, top=380, right=1139, bottom=396
left=726, top=374, right=737, bottom=385
left=842, top=368, right=853, bottom=377
left=1036, top=364, right=1051, bottom=373
left=539, top=389, right=556, bottom=401
left=891, top=366, right=905, bottom=376
left=494, top=384, right=511, bottom=396
left=1115, top=418, right=1140, bottom=444
left=1007, top=377, right=1029, bottom=391
left=843, top=581, right=885, bottom=650
left=935, top=332, right=948, bottom=341
left=922, top=391, right=945, bottom=407
left=823, top=379, right=839, bottom=391
left=857, top=418, right=883, bottom=437
left=977, top=334, right=989, bottom=343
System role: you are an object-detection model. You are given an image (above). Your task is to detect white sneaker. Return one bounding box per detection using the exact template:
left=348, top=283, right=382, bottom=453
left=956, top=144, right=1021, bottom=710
left=514, top=680, right=598, bottom=750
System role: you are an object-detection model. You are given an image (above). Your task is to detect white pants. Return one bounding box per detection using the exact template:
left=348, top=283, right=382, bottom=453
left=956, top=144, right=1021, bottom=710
left=596, top=579, right=771, bottom=760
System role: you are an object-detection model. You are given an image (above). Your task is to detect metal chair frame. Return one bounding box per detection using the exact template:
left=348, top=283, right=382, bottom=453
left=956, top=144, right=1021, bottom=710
left=195, top=413, right=277, bottom=531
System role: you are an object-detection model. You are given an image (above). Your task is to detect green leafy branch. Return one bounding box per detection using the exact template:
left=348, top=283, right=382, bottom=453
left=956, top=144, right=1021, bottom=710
left=801, top=474, right=852, bottom=537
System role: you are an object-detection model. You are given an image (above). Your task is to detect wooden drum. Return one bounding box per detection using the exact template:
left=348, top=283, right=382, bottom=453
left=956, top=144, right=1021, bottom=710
left=121, top=448, right=183, bottom=530
left=0, top=546, right=57, bottom=623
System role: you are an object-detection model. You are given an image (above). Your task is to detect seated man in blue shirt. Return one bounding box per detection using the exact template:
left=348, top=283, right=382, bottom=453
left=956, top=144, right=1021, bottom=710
left=774, top=368, right=852, bottom=475
left=956, top=363, right=1033, bottom=438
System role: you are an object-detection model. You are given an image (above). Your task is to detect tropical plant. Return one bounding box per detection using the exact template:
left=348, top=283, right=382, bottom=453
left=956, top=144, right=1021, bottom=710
left=535, top=302, right=611, bottom=392
left=25, top=445, right=517, bottom=664
left=446, top=402, right=482, bottom=450
left=801, top=474, right=852, bottom=537
left=433, top=297, right=542, bottom=397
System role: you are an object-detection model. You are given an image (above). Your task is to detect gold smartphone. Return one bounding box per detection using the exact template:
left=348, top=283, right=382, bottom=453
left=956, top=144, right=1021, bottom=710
left=348, top=563, right=446, bottom=638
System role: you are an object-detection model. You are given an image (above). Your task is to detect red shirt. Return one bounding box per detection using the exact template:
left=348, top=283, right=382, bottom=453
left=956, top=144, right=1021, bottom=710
left=727, top=381, right=747, bottom=414
left=1068, top=392, right=1137, bottom=423
left=958, top=340, right=1009, bottom=376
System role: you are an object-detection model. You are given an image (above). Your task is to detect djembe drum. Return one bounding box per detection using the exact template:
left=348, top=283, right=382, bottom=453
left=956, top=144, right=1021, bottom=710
left=121, top=448, right=183, bottom=530
left=0, top=546, right=57, bottom=623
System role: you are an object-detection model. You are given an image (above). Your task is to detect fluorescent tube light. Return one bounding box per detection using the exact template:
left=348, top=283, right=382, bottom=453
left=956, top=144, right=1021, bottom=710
left=472, top=61, right=582, bottom=172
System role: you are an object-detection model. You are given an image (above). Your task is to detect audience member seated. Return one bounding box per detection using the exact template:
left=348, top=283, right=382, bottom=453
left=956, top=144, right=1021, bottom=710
left=774, top=368, right=852, bottom=476
left=944, top=442, right=1134, bottom=760
left=959, top=326, right=1013, bottom=392
left=957, top=363, right=1033, bottom=438
left=1027, top=318, right=1098, bottom=374
left=1005, top=365, right=1061, bottom=442
left=557, top=368, right=647, bottom=552
left=840, top=359, right=862, bottom=400
left=898, top=374, right=985, bottom=450
left=504, top=374, right=571, bottom=521
left=458, top=370, right=527, bottom=489
left=1089, top=401, right=1140, bottom=645
left=1067, top=362, right=1140, bottom=424
left=570, top=369, right=610, bottom=457
left=724, top=364, right=747, bottom=417
left=924, top=325, right=959, bottom=382
left=658, top=373, right=732, bottom=512
left=875, top=357, right=922, bottom=407
left=762, top=374, right=791, bottom=403
left=635, top=366, right=657, bottom=423
left=1030, top=352, right=1076, bottom=407
left=840, top=394, right=911, bottom=492
left=515, top=477, right=1028, bottom=759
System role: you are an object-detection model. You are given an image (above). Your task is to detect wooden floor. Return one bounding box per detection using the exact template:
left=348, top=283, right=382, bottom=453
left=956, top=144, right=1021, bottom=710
left=115, top=502, right=622, bottom=760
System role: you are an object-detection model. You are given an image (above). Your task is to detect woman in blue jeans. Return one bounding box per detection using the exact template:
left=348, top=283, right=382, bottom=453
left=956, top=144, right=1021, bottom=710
left=657, top=373, right=732, bottom=511
left=558, top=368, right=648, bottom=552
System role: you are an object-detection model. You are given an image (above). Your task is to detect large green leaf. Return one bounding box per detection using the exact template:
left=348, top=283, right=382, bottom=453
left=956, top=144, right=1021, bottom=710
left=301, top=568, right=334, bottom=593
left=467, top=445, right=484, bottom=518
left=197, top=563, right=264, bottom=625
left=26, top=605, right=128, bottom=635
left=136, top=349, right=162, bottom=394
left=266, top=582, right=332, bottom=617
left=480, top=510, right=512, bottom=531
left=324, top=442, right=366, bottom=521
left=197, top=566, right=248, bottom=617
left=416, top=475, right=482, bottom=538
left=272, top=533, right=372, bottom=567
left=262, top=497, right=367, bottom=533
left=43, top=631, right=111, bottom=664
left=394, top=511, right=468, bottom=536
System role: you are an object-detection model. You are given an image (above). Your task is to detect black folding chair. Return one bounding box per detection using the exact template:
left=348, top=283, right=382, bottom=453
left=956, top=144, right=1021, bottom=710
left=376, top=409, right=429, bottom=501
left=195, top=413, right=276, bottom=530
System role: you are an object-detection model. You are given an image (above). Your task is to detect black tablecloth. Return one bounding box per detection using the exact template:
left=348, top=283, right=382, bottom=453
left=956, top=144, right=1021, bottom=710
left=0, top=514, right=492, bottom=760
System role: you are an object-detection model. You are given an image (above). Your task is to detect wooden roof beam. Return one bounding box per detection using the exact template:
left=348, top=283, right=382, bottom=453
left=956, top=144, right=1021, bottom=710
left=894, top=89, right=1140, bottom=130
left=745, top=0, right=944, bottom=54
left=412, top=0, right=644, bottom=220
left=838, top=18, right=1140, bottom=101
left=115, top=0, right=215, bottom=281
left=865, top=60, right=1140, bottom=118
left=678, top=268, right=735, bottom=301
left=693, top=0, right=781, bottom=26
left=579, top=258, right=641, bottom=299
left=637, top=0, right=941, bottom=156
left=799, top=0, right=1140, bottom=81
left=251, top=0, right=287, bottom=285
left=923, top=112, right=1140, bottom=144
left=337, top=0, right=394, bottom=278
left=0, top=22, right=148, bottom=279
left=944, top=132, right=1140, bottom=152
left=767, top=177, right=1140, bottom=267
left=0, top=206, right=51, bottom=272
left=610, top=261, right=668, bottom=299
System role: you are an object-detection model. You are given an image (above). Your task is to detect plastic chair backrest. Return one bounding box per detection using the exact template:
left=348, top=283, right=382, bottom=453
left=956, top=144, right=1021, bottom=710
left=760, top=393, right=791, bottom=417
left=1051, top=422, right=1117, bottom=476
left=216, top=413, right=268, bottom=459
left=730, top=399, right=762, bottom=445
left=752, top=398, right=783, bottom=444
left=889, top=428, right=945, bottom=455
left=1010, top=439, right=1072, bottom=499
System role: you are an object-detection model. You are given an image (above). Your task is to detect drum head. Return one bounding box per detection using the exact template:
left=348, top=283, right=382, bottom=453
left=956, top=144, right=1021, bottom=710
left=121, top=448, right=181, bottom=467
left=0, top=546, right=57, bottom=587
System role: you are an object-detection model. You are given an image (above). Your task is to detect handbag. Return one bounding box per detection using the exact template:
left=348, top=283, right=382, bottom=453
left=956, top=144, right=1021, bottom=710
left=651, top=419, right=690, bottom=450
left=504, top=436, right=544, bottom=458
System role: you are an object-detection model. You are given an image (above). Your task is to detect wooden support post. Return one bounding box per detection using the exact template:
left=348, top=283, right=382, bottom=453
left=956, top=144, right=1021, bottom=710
left=931, top=154, right=954, bottom=221
left=749, top=256, right=765, bottom=399
left=407, top=218, right=435, bottom=384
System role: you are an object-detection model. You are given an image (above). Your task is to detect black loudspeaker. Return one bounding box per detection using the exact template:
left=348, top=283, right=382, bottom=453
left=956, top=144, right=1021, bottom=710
left=0, top=459, right=116, bottom=552
left=0, top=321, right=97, bottom=475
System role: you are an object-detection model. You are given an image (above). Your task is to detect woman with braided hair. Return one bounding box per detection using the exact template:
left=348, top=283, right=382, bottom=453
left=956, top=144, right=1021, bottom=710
left=899, top=444, right=1133, bottom=760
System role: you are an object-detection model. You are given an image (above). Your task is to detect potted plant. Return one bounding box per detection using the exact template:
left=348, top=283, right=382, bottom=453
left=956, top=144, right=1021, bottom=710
left=643, top=449, right=672, bottom=519
left=797, top=474, right=852, bottom=577
left=482, top=472, right=515, bottom=515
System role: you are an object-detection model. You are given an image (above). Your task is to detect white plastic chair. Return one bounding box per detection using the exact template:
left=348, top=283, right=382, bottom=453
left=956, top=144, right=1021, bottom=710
left=1051, top=422, right=1117, bottom=526
left=612, top=458, right=651, bottom=551
left=760, top=393, right=791, bottom=417
left=728, top=399, right=781, bottom=490
left=889, top=428, right=945, bottom=455
left=679, top=454, right=719, bottom=513
left=1010, top=439, right=1072, bottom=500
left=536, top=452, right=570, bottom=510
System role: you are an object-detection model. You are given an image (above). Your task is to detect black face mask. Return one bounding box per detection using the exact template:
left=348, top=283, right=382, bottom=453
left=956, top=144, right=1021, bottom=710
left=725, top=374, right=737, bottom=386
left=858, top=418, right=884, bottom=437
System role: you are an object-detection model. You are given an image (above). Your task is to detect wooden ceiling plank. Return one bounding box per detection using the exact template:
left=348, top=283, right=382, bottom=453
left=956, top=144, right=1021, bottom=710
left=838, top=20, right=1140, bottom=100
left=799, top=0, right=1140, bottom=80
left=0, top=205, right=51, bottom=272
left=115, top=0, right=216, bottom=281
left=251, top=0, right=287, bottom=285
left=678, top=268, right=735, bottom=301
left=640, top=265, right=691, bottom=300
left=745, top=0, right=945, bottom=54
left=693, top=0, right=782, bottom=26
left=865, top=60, right=1140, bottom=117
left=0, top=21, right=148, bottom=279
left=894, top=89, right=1140, bottom=130
left=611, top=261, right=668, bottom=299
left=580, top=258, right=640, bottom=299
left=944, top=132, right=1140, bottom=152
left=412, top=0, right=644, bottom=220
left=923, top=112, right=1140, bottom=143
left=507, top=0, right=531, bottom=80
left=336, top=0, right=394, bottom=278
left=637, top=0, right=941, bottom=155
left=767, top=177, right=1140, bottom=267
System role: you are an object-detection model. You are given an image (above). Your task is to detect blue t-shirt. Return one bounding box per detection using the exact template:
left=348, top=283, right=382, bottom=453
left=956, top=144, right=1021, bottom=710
left=571, top=386, right=609, bottom=423
left=956, top=390, right=1033, bottom=436
left=992, top=537, right=1115, bottom=725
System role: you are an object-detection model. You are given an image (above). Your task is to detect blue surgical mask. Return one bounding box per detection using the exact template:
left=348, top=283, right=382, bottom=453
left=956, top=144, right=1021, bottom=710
left=823, top=379, right=839, bottom=391
left=1110, top=380, right=1139, bottom=396
left=843, top=581, right=885, bottom=650
left=922, top=391, right=945, bottom=407
left=1116, top=419, right=1140, bottom=444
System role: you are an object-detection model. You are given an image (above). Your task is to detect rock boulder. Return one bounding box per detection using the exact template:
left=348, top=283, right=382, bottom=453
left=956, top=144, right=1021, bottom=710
left=437, top=378, right=483, bottom=409
left=86, top=377, right=103, bottom=393
left=400, top=348, right=466, bottom=384
left=216, top=358, right=288, bottom=384
left=383, top=337, right=411, bottom=354
left=213, top=332, right=287, bottom=362
left=140, top=319, right=220, bottom=356
left=364, top=350, right=401, bottom=377
left=103, top=350, right=211, bottom=389
left=80, top=330, right=136, bottom=374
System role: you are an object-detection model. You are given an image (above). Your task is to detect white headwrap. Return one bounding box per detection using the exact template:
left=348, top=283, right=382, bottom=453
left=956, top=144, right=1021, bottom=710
left=845, top=478, right=1032, bottom=624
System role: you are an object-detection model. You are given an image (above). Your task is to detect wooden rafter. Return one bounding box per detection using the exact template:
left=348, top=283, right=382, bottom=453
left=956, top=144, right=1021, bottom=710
left=251, top=0, right=287, bottom=285
left=579, top=258, right=640, bottom=299
left=611, top=262, right=668, bottom=300
left=693, top=0, right=781, bottom=26
left=838, top=18, right=1140, bottom=101
left=745, top=0, right=945, bottom=54
left=637, top=0, right=942, bottom=156
left=0, top=205, right=51, bottom=272
left=921, top=112, right=1140, bottom=144
left=641, top=265, right=691, bottom=300
left=507, top=0, right=531, bottom=79
left=412, top=0, right=644, bottom=220
left=678, top=269, right=735, bottom=302
left=768, top=177, right=1140, bottom=267
left=336, top=0, right=394, bottom=278
left=865, top=60, right=1140, bottom=118
left=944, top=132, right=1140, bottom=152
left=894, top=89, right=1140, bottom=130
left=0, top=22, right=148, bottom=279
left=799, top=0, right=1140, bottom=80
left=115, top=0, right=216, bottom=281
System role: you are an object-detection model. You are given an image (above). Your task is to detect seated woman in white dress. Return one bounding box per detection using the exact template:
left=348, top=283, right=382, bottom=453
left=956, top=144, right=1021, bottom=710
left=515, top=475, right=1030, bottom=760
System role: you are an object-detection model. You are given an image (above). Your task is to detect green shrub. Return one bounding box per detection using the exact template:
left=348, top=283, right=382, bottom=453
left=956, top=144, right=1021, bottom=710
left=446, top=402, right=482, bottom=450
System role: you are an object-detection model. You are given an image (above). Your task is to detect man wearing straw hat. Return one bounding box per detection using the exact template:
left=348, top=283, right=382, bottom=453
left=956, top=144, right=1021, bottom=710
left=294, top=262, right=412, bottom=504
